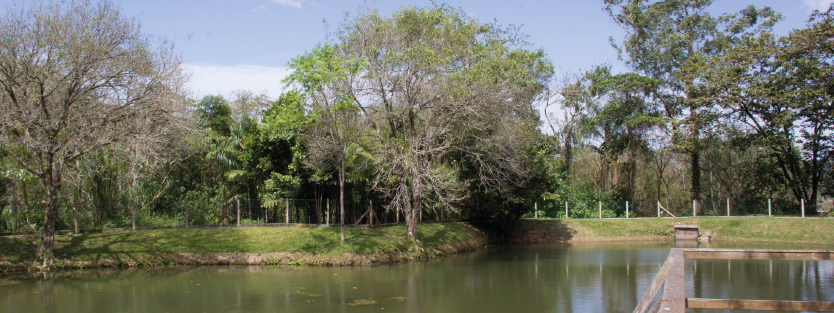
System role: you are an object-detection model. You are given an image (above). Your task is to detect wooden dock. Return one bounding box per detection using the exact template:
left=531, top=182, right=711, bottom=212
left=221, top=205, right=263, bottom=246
left=634, top=248, right=834, bottom=312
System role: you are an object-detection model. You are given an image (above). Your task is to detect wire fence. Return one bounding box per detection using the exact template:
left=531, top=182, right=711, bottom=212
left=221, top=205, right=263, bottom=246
left=0, top=197, right=412, bottom=235
left=532, top=197, right=833, bottom=219
left=1, top=196, right=831, bottom=236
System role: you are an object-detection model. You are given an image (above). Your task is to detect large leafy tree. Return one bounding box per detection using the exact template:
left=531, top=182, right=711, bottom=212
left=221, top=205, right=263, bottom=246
left=292, top=4, right=553, bottom=240
left=287, top=44, right=365, bottom=242
left=604, top=0, right=779, bottom=213
left=584, top=66, right=663, bottom=200
left=0, top=0, right=188, bottom=263
left=707, top=5, right=833, bottom=214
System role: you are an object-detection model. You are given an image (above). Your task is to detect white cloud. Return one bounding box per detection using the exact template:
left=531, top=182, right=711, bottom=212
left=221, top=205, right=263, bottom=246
left=803, top=0, right=834, bottom=11
left=252, top=5, right=270, bottom=14
left=184, top=64, right=292, bottom=100
left=270, top=0, right=303, bottom=9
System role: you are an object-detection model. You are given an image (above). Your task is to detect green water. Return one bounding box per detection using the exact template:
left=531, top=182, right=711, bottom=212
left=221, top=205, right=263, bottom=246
left=1, top=242, right=831, bottom=312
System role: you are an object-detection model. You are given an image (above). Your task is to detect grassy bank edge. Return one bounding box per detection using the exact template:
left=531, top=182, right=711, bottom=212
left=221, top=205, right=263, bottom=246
left=3, top=217, right=831, bottom=274
left=510, top=217, right=834, bottom=246
left=0, top=222, right=487, bottom=274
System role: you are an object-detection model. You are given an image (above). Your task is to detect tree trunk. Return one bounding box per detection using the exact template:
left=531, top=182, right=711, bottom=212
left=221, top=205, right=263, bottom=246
left=690, top=100, right=702, bottom=215
left=40, top=155, right=61, bottom=264
left=691, top=148, right=701, bottom=215
left=11, top=177, right=19, bottom=232
left=408, top=171, right=423, bottom=241
left=339, top=160, right=346, bottom=243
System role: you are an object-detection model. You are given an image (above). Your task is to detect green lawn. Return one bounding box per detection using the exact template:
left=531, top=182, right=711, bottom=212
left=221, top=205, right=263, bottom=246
left=512, top=217, right=834, bottom=245
left=0, top=222, right=486, bottom=271
left=3, top=217, right=830, bottom=273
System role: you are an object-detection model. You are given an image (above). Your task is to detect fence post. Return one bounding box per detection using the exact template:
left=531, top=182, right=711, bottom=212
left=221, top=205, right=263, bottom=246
left=801, top=199, right=805, bottom=218
left=185, top=200, right=189, bottom=228
left=286, top=198, right=290, bottom=224
left=657, top=201, right=660, bottom=218
left=326, top=198, right=330, bottom=226
left=565, top=201, right=569, bottom=219
left=768, top=198, right=772, bottom=217
left=693, top=200, right=696, bottom=217
left=599, top=201, right=602, bottom=219
left=727, top=198, right=730, bottom=217
left=535, top=202, right=538, bottom=219
left=236, top=198, right=240, bottom=226
left=369, top=200, right=374, bottom=226
left=626, top=201, right=629, bottom=219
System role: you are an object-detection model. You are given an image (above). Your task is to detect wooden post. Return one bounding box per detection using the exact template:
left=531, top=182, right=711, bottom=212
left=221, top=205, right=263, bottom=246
left=626, top=201, right=629, bottom=219
left=236, top=198, right=240, bottom=226
left=599, top=201, right=602, bottom=219
left=727, top=197, right=730, bottom=217
left=693, top=200, right=696, bottom=217
left=565, top=201, right=569, bottom=219
left=658, top=201, right=661, bottom=218
left=369, top=200, right=374, bottom=226
left=326, top=198, right=330, bottom=226
left=659, top=249, right=686, bottom=312
left=768, top=198, right=772, bottom=217
left=535, top=202, right=538, bottom=219
left=286, top=198, right=289, bottom=224
left=185, top=201, right=189, bottom=228
left=801, top=199, right=805, bottom=218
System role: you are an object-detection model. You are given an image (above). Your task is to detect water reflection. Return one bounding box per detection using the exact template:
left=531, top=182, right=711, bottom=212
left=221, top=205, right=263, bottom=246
left=1, top=242, right=831, bottom=313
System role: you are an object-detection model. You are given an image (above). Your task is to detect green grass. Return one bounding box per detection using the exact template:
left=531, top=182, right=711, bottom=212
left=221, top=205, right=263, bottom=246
left=512, top=217, right=834, bottom=245
left=0, top=223, right=486, bottom=271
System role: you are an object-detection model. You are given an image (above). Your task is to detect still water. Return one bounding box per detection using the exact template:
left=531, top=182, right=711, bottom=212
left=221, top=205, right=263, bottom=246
left=1, top=242, right=832, bottom=313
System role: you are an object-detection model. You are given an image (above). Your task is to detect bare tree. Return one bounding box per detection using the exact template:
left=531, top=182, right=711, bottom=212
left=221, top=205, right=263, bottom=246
left=0, top=0, right=189, bottom=264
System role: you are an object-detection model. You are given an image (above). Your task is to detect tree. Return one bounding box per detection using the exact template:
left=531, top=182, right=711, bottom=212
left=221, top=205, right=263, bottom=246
left=298, top=4, right=552, bottom=240
left=0, top=0, right=188, bottom=263
left=604, top=0, right=780, bottom=213
left=707, top=4, right=833, bottom=214
left=286, top=43, right=365, bottom=242
left=584, top=67, right=663, bottom=200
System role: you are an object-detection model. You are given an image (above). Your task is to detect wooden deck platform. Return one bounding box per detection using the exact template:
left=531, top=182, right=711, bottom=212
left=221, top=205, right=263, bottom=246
left=634, top=248, right=834, bottom=313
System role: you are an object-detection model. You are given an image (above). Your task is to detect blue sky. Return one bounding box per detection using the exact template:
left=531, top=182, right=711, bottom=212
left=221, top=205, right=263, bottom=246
left=4, top=0, right=833, bottom=99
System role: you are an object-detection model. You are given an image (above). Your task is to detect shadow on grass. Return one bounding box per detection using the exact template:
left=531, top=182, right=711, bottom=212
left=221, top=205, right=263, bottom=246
left=505, top=219, right=574, bottom=244
left=29, top=222, right=483, bottom=267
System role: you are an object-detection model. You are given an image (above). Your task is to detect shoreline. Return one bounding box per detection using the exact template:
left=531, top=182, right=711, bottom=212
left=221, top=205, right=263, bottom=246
left=3, top=217, right=833, bottom=274
left=0, top=222, right=488, bottom=274
left=508, top=217, right=834, bottom=246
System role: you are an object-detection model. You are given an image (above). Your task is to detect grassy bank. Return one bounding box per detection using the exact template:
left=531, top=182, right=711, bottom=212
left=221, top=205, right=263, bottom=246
left=0, top=222, right=487, bottom=273
left=509, top=217, right=834, bottom=245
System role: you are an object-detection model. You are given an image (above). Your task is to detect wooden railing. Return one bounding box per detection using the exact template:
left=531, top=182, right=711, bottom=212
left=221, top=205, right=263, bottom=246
left=634, top=248, right=834, bottom=313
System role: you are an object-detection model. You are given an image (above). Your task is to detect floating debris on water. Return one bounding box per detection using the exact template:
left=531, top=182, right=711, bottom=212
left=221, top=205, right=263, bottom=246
left=295, top=291, right=322, bottom=297
left=386, top=297, right=406, bottom=301
left=346, top=299, right=379, bottom=306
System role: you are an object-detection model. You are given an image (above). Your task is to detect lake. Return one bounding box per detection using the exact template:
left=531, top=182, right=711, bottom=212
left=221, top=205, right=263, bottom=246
left=2, top=242, right=832, bottom=312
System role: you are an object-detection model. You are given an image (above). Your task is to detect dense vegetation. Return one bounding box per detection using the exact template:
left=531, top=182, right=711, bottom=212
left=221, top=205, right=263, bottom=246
left=0, top=0, right=832, bottom=263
